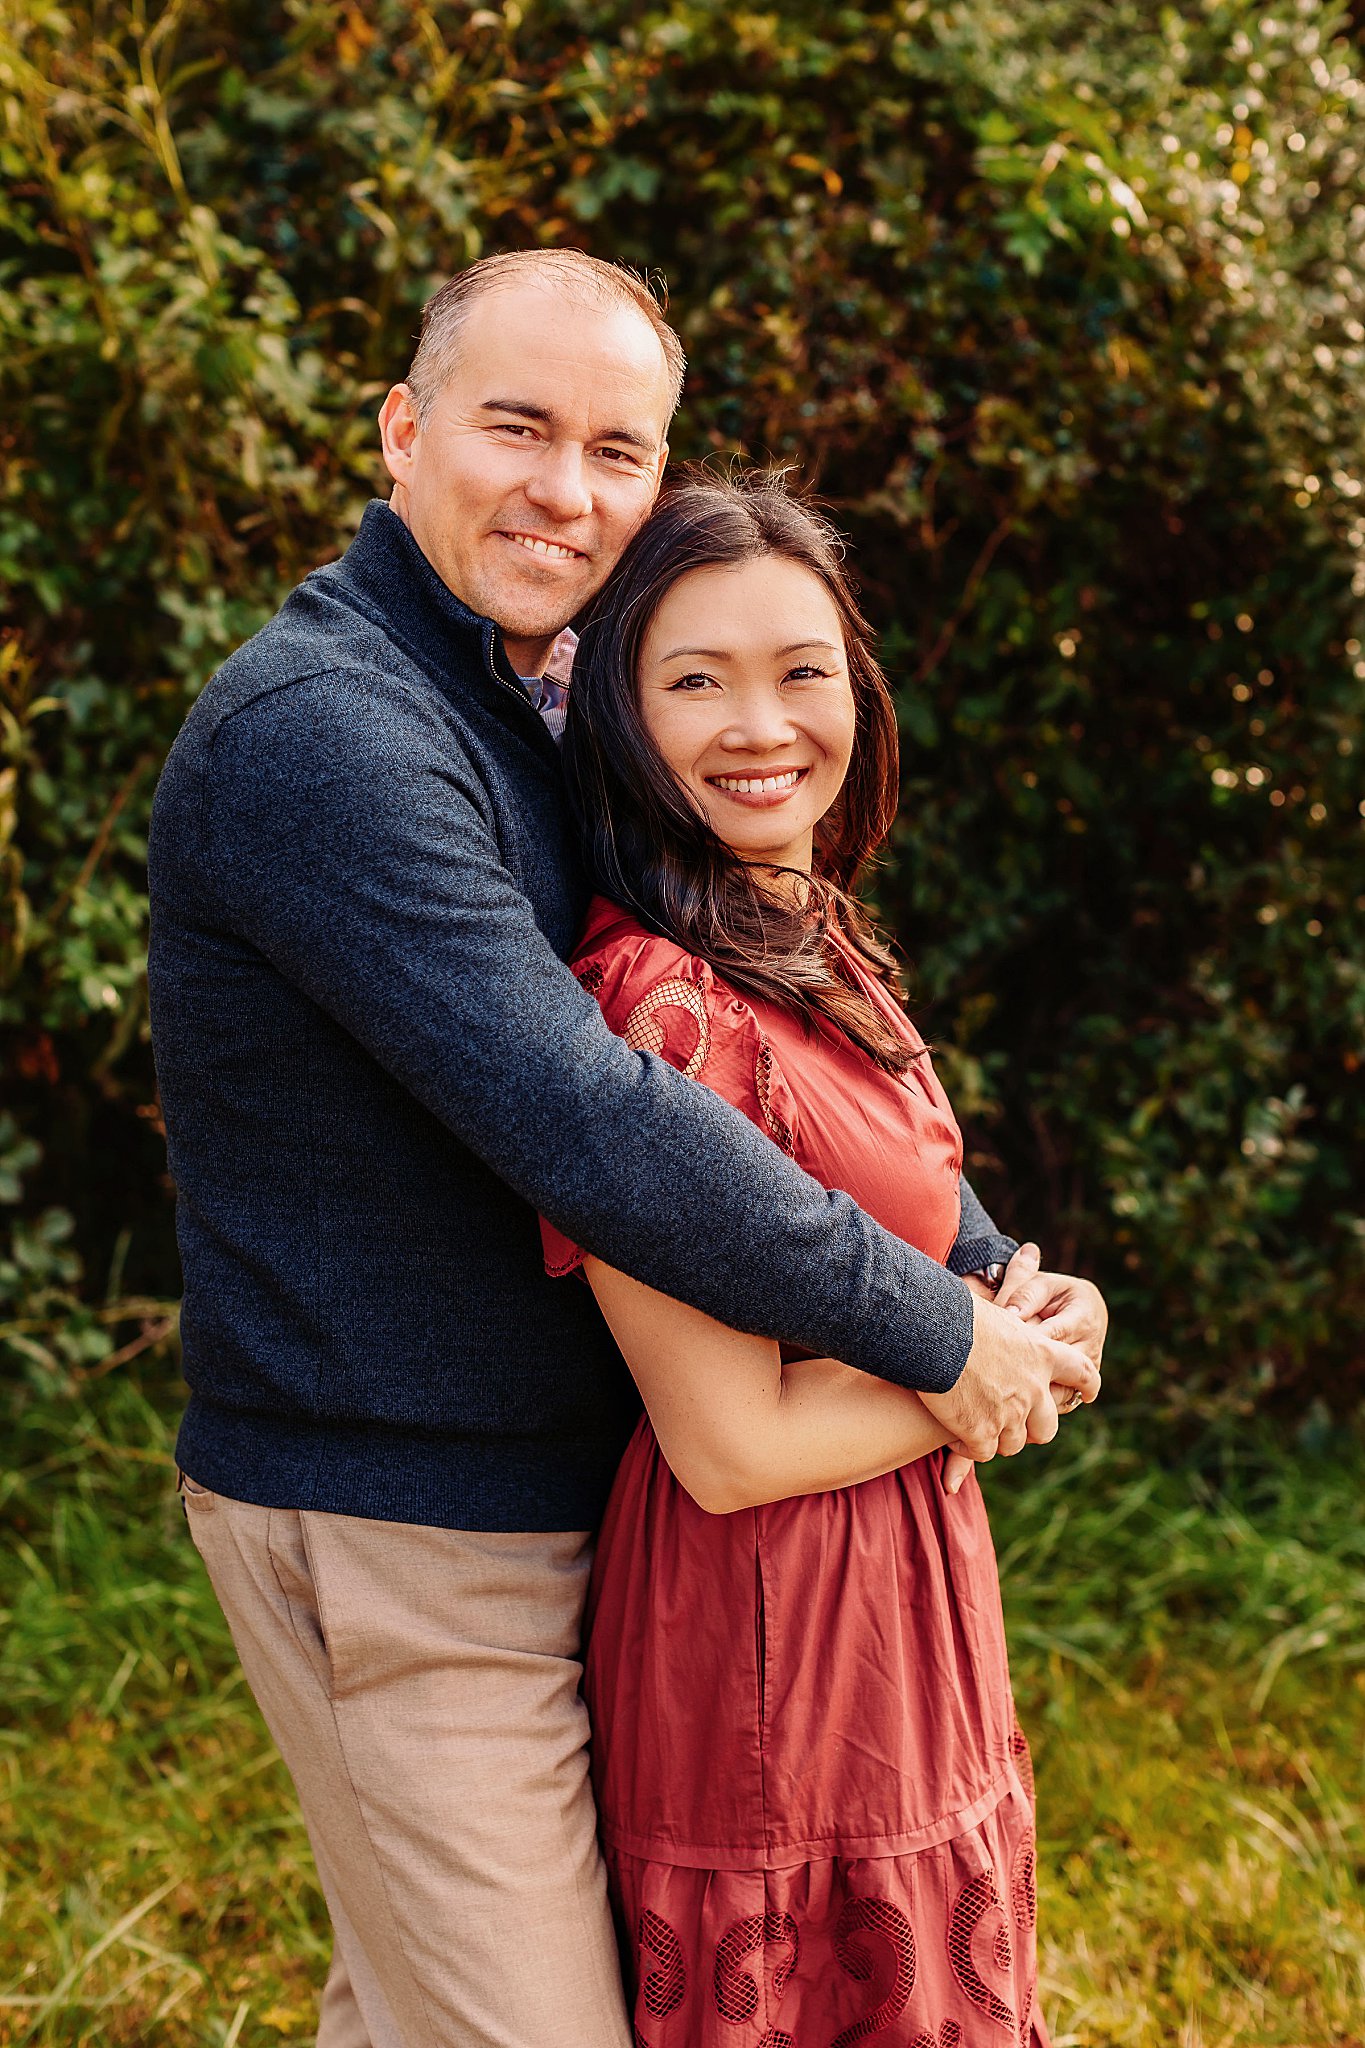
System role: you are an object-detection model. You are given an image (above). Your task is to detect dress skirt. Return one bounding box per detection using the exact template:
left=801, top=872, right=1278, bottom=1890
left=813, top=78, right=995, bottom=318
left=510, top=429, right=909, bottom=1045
left=585, top=1421, right=1051, bottom=2048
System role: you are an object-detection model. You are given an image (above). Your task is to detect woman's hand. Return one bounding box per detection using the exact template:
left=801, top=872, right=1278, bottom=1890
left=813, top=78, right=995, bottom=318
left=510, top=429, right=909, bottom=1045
left=946, top=1243, right=1108, bottom=1495
left=992, top=1244, right=1109, bottom=1367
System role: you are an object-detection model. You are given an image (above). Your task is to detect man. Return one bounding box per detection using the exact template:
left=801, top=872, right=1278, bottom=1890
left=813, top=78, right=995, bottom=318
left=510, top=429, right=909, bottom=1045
left=148, top=250, right=1104, bottom=2048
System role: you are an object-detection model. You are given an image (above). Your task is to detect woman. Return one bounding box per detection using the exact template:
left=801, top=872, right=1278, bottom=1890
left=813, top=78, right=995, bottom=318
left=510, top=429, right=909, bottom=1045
left=542, top=471, right=1092, bottom=2046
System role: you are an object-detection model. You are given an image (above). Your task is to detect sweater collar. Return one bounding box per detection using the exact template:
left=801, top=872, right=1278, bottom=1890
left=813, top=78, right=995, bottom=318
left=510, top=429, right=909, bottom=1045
left=329, top=498, right=518, bottom=687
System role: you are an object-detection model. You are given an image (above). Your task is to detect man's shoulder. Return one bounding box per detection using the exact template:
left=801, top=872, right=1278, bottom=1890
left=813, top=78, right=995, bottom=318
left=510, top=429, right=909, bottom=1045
left=179, top=590, right=477, bottom=788
left=204, top=570, right=421, bottom=722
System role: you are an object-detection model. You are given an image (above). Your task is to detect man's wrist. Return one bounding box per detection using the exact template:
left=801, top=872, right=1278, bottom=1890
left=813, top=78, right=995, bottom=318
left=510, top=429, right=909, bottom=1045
left=945, top=1233, right=1019, bottom=1280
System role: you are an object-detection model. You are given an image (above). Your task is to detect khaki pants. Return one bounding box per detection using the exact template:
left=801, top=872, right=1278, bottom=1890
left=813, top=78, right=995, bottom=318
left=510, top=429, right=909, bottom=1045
left=181, top=1476, right=632, bottom=2048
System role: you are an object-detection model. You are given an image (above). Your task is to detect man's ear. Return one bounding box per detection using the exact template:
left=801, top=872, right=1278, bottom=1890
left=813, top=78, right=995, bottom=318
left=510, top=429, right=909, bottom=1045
left=651, top=439, right=670, bottom=502
left=378, top=384, right=419, bottom=487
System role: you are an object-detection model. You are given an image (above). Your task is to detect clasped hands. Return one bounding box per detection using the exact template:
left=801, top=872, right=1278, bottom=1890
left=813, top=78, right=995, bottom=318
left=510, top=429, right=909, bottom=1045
left=921, top=1242, right=1109, bottom=1496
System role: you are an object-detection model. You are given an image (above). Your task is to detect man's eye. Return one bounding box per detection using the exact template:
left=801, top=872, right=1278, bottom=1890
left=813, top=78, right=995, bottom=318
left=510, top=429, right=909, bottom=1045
left=495, top=423, right=537, bottom=439
left=596, top=446, right=640, bottom=466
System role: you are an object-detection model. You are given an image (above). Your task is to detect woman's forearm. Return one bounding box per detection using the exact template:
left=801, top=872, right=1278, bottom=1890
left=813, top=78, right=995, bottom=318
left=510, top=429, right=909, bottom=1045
left=582, top=1256, right=955, bottom=1515
left=709, top=1356, right=953, bottom=1511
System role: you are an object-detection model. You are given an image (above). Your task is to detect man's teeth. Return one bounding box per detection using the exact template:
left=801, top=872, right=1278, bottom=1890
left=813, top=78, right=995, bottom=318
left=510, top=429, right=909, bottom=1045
left=710, top=770, right=803, bottom=795
left=508, top=533, right=579, bottom=560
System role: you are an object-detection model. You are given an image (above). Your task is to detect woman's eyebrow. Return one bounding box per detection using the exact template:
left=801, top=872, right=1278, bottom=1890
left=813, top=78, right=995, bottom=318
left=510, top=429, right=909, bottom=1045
left=656, top=638, right=842, bottom=663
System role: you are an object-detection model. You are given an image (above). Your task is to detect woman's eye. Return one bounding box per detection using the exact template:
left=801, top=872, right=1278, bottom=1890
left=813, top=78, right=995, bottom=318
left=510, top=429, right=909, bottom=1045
left=668, top=673, right=718, bottom=692
left=785, top=664, right=831, bottom=684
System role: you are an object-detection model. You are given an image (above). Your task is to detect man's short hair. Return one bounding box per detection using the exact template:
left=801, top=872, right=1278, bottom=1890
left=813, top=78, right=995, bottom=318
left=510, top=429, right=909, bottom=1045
left=407, top=249, right=686, bottom=423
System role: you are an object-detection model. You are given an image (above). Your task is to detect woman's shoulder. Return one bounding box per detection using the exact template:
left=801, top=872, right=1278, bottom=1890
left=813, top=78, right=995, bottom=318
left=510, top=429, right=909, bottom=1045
left=570, top=895, right=731, bottom=1079
left=569, top=895, right=706, bottom=994
left=570, top=896, right=797, bottom=1148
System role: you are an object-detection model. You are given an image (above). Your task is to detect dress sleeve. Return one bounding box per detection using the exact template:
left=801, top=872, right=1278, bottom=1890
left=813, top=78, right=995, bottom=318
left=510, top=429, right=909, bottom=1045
left=541, top=933, right=802, bottom=1278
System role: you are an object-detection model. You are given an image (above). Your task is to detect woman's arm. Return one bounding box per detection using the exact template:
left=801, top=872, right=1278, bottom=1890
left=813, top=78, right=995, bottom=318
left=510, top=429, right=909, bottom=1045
left=583, top=1255, right=957, bottom=1514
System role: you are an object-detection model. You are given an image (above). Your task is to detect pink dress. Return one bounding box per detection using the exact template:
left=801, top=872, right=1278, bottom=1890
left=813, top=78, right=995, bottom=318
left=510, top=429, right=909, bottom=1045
left=544, top=898, right=1048, bottom=2048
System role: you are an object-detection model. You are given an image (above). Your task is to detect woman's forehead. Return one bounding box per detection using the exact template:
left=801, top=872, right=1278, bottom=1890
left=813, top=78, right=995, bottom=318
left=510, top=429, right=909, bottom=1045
left=643, top=557, right=845, bottom=658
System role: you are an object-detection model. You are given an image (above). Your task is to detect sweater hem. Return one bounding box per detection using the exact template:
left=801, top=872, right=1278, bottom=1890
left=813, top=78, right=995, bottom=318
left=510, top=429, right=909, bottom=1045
left=175, top=1395, right=626, bottom=1533
left=945, top=1233, right=1020, bottom=1278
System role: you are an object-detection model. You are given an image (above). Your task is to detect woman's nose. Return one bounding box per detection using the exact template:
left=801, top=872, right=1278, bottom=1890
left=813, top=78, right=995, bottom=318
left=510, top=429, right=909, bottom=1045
left=719, top=696, right=800, bottom=754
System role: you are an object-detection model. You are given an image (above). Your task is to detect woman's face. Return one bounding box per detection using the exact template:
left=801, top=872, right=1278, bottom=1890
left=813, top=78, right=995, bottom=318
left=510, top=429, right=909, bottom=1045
left=636, top=554, right=857, bottom=873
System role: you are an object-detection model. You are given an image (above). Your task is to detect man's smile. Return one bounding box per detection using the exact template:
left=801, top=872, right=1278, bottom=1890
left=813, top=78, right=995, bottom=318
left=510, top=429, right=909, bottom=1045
left=497, top=529, right=589, bottom=562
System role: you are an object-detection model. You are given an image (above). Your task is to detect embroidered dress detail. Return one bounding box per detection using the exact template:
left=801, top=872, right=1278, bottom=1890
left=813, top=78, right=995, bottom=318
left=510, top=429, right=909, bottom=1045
left=622, top=978, right=711, bottom=1079
left=754, top=1035, right=795, bottom=1157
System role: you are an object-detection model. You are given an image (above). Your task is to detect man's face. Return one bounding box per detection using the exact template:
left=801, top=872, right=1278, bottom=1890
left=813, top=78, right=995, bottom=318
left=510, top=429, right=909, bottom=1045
left=378, top=283, right=672, bottom=674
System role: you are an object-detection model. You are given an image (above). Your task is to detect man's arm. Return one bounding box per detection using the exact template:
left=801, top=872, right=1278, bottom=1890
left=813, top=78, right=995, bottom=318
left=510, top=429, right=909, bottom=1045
left=947, top=1176, right=1019, bottom=1280
left=579, top=1254, right=962, bottom=1514
left=197, top=675, right=1093, bottom=1411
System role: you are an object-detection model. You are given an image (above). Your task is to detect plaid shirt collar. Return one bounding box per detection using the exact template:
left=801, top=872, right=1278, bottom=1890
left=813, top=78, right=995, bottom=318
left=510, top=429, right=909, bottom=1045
left=520, top=627, right=576, bottom=738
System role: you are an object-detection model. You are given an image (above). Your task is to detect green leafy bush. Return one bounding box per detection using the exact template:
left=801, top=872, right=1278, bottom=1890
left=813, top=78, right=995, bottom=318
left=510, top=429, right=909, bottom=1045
left=2, top=0, right=1362, bottom=1413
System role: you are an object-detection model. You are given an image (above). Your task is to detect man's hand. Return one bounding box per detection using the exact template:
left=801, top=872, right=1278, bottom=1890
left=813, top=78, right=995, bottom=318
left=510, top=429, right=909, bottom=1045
left=921, top=1283, right=1099, bottom=1459
left=939, top=1243, right=1108, bottom=1493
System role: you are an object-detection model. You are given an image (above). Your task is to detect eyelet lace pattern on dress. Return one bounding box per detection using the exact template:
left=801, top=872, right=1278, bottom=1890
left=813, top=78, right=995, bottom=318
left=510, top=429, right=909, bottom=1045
left=712, top=1911, right=800, bottom=2025
left=622, top=978, right=711, bottom=1080
left=635, top=1909, right=686, bottom=2048
left=625, top=1817, right=1043, bottom=2044
left=1010, top=1723, right=1035, bottom=1804
left=754, top=1036, right=795, bottom=1156
left=832, top=1897, right=917, bottom=2046
left=946, top=1871, right=1017, bottom=2032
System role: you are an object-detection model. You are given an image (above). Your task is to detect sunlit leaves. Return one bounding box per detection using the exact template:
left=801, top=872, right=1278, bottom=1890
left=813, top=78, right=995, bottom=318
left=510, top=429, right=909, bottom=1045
left=0, top=0, right=1361, bottom=1410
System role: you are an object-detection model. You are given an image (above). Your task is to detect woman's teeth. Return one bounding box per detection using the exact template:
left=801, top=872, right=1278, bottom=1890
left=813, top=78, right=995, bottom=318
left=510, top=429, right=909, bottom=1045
left=709, top=770, right=804, bottom=795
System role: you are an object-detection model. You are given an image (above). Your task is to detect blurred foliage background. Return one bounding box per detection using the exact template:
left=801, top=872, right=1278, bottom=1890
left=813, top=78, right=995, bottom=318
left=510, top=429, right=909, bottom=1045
left=4, top=5, right=1365, bottom=2043
left=3, top=0, right=1365, bottom=1418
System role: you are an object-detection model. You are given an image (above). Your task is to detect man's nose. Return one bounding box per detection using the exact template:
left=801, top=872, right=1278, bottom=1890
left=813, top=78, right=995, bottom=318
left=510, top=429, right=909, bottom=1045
left=522, top=445, right=593, bottom=523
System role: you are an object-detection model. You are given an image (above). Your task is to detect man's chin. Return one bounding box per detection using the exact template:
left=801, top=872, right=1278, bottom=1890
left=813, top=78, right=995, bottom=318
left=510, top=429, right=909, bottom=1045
left=485, top=584, right=598, bottom=644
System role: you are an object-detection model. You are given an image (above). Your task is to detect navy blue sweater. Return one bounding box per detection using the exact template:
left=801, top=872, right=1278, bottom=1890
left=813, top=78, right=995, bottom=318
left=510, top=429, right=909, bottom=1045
left=147, top=502, right=1015, bottom=1531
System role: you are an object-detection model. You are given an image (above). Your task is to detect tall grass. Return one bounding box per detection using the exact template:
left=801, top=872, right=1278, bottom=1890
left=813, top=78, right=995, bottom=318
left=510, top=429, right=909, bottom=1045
left=2, top=1363, right=1362, bottom=2045
left=989, top=1426, right=1365, bottom=2044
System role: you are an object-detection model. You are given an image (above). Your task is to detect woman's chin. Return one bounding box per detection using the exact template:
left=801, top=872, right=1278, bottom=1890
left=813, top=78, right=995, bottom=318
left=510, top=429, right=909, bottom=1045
left=712, top=833, right=812, bottom=873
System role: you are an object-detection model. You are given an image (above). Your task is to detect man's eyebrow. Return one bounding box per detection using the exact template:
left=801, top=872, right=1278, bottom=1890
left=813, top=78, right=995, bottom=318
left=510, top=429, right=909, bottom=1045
left=481, top=399, right=556, bottom=425
left=479, top=399, right=657, bottom=455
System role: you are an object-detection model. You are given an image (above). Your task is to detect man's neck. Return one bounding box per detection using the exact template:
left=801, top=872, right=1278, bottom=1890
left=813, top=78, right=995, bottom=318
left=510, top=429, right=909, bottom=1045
left=501, top=631, right=558, bottom=679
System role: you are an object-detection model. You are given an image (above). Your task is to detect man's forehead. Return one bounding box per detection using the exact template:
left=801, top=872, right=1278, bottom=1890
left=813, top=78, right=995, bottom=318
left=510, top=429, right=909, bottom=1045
left=452, top=284, right=673, bottom=426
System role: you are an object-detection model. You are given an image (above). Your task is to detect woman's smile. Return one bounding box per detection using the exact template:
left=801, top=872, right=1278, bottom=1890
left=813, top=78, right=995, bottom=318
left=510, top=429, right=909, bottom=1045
left=704, top=765, right=811, bottom=806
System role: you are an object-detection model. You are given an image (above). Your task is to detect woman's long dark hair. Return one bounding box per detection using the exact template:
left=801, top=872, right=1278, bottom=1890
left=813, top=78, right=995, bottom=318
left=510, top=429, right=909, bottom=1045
left=564, top=467, right=917, bottom=1074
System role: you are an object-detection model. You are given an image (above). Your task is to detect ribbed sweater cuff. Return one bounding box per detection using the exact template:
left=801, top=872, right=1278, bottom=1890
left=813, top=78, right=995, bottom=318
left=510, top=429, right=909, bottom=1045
left=945, top=1233, right=1021, bottom=1279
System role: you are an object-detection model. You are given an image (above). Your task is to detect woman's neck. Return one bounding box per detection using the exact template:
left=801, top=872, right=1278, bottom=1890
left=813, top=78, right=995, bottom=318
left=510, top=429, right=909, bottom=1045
left=740, top=858, right=814, bottom=910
